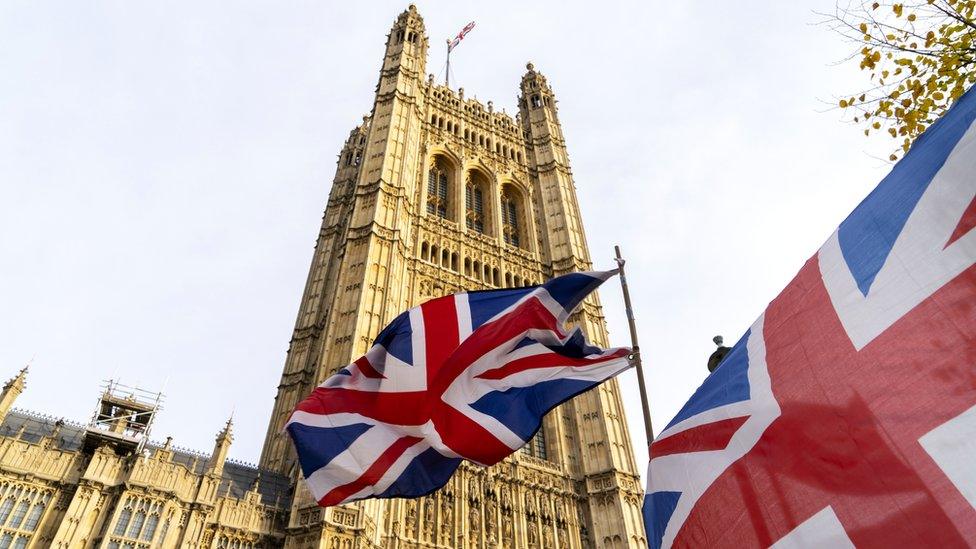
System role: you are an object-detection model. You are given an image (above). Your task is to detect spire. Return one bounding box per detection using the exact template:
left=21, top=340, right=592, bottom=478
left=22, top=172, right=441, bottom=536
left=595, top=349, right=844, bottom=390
left=383, top=3, right=428, bottom=79
left=0, top=366, right=28, bottom=424
left=520, top=62, right=557, bottom=115
left=206, top=414, right=234, bottom=476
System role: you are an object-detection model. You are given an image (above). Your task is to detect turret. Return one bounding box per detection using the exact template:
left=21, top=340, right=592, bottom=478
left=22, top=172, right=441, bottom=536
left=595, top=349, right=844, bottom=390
left=206, top=415, right=233, bottom=476
left=0, top=367, right=27, bottom=424
left=519, top=62, right=559, bottom=124
left=383, top=4, right=428, bottom=80
left=518, top=62, right=587, bottom=270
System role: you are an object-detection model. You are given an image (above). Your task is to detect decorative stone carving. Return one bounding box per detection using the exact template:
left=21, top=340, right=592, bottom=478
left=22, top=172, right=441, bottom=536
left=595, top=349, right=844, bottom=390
left=527, top=522, right=539, bottom=549
left=440, top=495, right=454, bottom=539
left=405, top=500, right=418, bottom=535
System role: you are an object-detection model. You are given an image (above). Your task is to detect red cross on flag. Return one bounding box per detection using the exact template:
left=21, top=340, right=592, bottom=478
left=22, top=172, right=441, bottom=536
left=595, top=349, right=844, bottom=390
left=643, top=85, right=976, bottom=547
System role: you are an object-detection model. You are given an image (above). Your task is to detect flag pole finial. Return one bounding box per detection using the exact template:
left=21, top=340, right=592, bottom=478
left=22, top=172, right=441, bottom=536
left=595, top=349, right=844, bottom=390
left=614, top=245, right=654, bottom=447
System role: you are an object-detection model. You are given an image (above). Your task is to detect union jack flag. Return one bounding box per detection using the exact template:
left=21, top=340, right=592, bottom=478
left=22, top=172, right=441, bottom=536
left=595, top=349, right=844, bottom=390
left=448, top=21, right=476, bottom=52
left=288, top=270, right=631, bottom=507
left=644, top=86, right=976, bottom=547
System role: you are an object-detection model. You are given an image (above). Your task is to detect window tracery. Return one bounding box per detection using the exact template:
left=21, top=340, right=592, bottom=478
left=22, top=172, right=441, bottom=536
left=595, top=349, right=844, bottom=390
left=0, top=483, right=52, bottom=547
left=106, top=496, right=164, bottom=548
left=426, top=160, right=449, bottom=220
left=465, top=174, right=487, bottom=234
left=501, top=187, right=522, bottom=248
left=520, top=429, right=548, bottom=460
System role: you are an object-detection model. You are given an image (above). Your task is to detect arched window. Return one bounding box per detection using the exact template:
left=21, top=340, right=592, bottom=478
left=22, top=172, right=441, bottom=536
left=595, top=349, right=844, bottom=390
left=142, top=512, right=159, bottom=541
left=464, top=258, right=472, bottom=276
left=451, top=252, right=459, bottom=272
left=430, top=245, right=439, bottom=266
left=501, top=187, right=522, bottom=247
left=0, top=498, right=14, bottom=525
left=23, top=502, right=44, bottom=531
left=441, top=249, right=450, bottom=268
left=8, top=501, right=28, bottom=529
left=420, top=242, right=429, bottom=261
left=465, top=173, right=488, bottom=234
left=520, top=428, right=547, bottom=460
left=427, top=160, right=449, bottom=219
left=127, top=510, right=145, bottom=538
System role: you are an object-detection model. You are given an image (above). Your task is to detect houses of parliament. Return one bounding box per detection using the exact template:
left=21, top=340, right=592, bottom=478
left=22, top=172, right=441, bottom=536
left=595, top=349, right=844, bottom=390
left=0, top=6, right=645, bottom=548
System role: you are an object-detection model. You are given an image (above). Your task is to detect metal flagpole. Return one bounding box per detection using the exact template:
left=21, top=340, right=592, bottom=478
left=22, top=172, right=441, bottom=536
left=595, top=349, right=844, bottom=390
left=445, top=39, right=451, bottom=87
left=614, top=245, right=654, bottom=447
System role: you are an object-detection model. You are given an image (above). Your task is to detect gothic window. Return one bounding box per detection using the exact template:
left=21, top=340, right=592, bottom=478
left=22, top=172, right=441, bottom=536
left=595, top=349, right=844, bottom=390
left=0, top=500, right=12, bottom=525
left=106, top=496, right=163, bottom=548
left=426, top=162, right=449, bottom=219
left=113, top=508, right=132, bottom=536
left=501, top=187, right=522, bottom=248
left=159, top=519, right=170, bottom=545
left=6, top=503, right=26, bottom=530
left=420, top=242, right=429, bottom=261
left=465, top=175, right=486, bottom=234
left=141, top=513, right=158, bottom=541
left=520, top=428, right=548, bottom=460
left=531, top=95, right=542, bottom=108
left=21, top=503, right=43, bottom=532
left=127, top=510, right=145, bottom=538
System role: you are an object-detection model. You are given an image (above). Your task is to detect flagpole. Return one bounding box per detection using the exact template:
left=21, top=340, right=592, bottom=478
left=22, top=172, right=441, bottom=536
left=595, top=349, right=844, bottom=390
left=445, top=39, right=451, bottom=87
left=614, top=245, right=654, bottom=447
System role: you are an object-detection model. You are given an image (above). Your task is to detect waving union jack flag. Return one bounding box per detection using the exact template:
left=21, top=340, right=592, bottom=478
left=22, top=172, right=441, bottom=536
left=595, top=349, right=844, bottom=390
left=288, top=270, right=631, bottom=507
left=448, top=21, right=476, bottom=52
left=644, top=86, right=976, bottom=548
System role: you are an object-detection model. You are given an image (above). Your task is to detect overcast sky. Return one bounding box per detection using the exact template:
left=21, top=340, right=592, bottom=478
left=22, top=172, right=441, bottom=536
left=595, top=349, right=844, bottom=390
left=1, top=1, right=894, bottom=472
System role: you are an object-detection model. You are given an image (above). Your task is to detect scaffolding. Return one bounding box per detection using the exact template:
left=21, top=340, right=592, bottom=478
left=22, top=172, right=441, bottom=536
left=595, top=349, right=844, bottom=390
left=83, top=379, right=164, bottom=455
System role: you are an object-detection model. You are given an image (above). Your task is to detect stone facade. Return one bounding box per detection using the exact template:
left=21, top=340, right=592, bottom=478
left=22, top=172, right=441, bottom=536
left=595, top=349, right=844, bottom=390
left=0, top=5, right=646, bottom=548
left=0, top=371, right=292, bottom=548
left=259, top=5, right=645, bottom=548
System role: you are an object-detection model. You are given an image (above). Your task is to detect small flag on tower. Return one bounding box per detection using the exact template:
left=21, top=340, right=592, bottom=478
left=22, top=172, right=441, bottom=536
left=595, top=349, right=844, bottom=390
left=448, top=21, right=476, bottom=52
left=287, top=270, right=632, bottom=507
left=643, top=85, right=976, bottom=547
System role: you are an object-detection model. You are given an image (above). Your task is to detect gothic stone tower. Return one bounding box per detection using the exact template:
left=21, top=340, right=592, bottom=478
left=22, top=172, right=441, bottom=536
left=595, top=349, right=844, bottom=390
left=260, top=5, right=646, bottom=548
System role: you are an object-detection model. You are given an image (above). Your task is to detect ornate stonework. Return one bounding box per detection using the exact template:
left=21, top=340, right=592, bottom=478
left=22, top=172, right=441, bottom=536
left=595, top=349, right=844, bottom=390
left=0, top=5, right=645, bottom=548
left=259, top=5, right=645, bottom=548
left=0, top=372, right=291, bottom=548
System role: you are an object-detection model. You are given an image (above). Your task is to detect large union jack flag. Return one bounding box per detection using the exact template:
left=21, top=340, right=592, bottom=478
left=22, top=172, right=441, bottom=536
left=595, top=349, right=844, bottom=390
left=644, top=86, right=976, bottom=548
left=288, top=270, right=631, bottom=507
